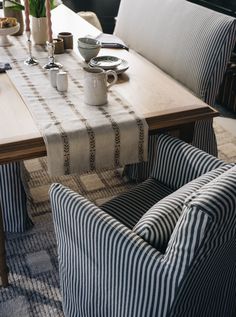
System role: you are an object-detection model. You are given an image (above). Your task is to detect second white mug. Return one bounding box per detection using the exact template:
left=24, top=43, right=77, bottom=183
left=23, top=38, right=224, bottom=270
left=83, top=67, right=118, bottom=106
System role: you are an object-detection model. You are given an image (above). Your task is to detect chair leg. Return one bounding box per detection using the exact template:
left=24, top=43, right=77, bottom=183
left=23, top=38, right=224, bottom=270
left=0, top=204, right=8, bottom=287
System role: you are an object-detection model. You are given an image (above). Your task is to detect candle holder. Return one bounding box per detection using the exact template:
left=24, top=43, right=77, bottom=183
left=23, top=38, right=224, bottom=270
left=24, top=31, right=38, bottom=66
left=43, top=41, right=62, bottom=70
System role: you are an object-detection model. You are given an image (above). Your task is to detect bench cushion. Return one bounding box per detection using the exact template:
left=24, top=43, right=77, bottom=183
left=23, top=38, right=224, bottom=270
left=115, top=0, right=236, bottom=105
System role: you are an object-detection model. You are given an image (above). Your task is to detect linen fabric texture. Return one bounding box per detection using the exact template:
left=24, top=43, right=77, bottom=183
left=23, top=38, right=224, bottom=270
left=115, top=0, right=236, bottom=106
left=0, top=38, right=148, bottom=177
left=116, top=0, right=236, bottom=180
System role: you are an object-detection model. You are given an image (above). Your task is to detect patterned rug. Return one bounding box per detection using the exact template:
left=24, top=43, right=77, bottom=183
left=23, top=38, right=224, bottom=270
left=0, top=119, right=236, bottom=317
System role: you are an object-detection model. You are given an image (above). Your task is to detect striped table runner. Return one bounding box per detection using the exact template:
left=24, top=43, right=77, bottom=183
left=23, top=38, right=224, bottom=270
left=1, top=36, right=148, bottom=176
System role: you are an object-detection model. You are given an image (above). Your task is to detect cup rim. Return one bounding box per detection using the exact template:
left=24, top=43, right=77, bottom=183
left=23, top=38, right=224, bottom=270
left=58, top=32, right=72, bottom=37
left=78, top=37, right=101, bottom=48
left=53, top=37, right=64, bottom=43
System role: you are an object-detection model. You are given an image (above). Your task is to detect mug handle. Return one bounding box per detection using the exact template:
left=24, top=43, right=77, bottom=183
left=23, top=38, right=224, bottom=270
left=106, top=70, right=118, bottom=89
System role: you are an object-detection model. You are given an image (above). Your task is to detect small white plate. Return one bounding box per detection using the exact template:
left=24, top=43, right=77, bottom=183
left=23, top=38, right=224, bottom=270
left=89, top=58, right=129, bottom=75
left=114, top=59, right=129, bottom=75
left=89, top=56, right=121, bottom=69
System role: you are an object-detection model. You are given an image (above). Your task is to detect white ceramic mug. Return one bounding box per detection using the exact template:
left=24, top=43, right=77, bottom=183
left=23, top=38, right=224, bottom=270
left=83, top=67, right=118, bottom=106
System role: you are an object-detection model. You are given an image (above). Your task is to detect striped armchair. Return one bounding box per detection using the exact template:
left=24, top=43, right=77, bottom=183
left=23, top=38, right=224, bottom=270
left=50, top=134, right=236, bottom=317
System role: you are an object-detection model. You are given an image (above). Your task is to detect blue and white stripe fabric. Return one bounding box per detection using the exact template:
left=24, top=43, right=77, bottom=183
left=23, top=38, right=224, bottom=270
left=0, top=162, right=33, bottom=232
left=170, top=165, right=236, bottom=316
left=50, top=183, right=209, bottom=317
left=133, top=163, right=234, bottom=252
left=101, top=177, right=174, bottom=229
left=117, top=0, right=236, bottom=181
left=50, top=134, right=236, bottom=317
left=101, top=134, right=231, bottom=252
left=115, top=0, right=236, bottom=102
left=150, top=134, right=225, bottom=190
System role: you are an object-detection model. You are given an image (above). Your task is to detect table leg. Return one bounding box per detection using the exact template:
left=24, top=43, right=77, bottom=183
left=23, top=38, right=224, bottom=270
left=0, top=203, right=8, bottom=287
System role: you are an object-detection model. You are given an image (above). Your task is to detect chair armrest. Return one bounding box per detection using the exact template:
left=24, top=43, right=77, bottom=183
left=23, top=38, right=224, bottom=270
left=151, top=134, right=225, bottom=190
left=50, top=183, right=165, bottom=317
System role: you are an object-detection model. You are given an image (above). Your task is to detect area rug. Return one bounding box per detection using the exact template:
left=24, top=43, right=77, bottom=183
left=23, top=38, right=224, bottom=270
left=0, top=119, right=235, bottom=317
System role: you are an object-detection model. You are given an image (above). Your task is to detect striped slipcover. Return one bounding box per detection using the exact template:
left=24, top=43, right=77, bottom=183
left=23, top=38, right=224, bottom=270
left=169, top=165, right=236, bottom=316
left=50, top=164, right=236, bottom=316
left=0, top=162, right=33, bottom=232
left=115, top=0, right=236, bottom=180
left=101, top=134, right=232, bottom=252
left=50, top=134, right=236, bottom=317
left=133, top=163, right=233, bottom=252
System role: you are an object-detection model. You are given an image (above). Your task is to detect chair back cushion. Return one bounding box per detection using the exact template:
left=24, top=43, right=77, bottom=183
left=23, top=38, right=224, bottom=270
left=101, top=177, right=173, bottom=229
left=168, top=165, right=236, bottom=316
left=133, top=163, right=234, bottom=252
left=151, top=134, right=225, bottom=190
left=115, top=0, right=236, bottom=105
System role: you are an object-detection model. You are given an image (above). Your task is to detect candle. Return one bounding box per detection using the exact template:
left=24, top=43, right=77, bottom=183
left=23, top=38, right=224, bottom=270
left=24, top=0, right=30, bottom=32
left=45, top=0, right=53, bottom=43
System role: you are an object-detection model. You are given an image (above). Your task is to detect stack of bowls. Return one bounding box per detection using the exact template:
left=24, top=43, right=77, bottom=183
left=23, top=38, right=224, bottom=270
left=77, top=37, right=101, bottom=62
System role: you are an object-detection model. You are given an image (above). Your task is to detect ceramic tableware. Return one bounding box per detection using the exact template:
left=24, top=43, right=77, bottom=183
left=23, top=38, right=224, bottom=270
left=89, top=56, right=121, bottom=69
left=53, top=38, right=64, bottom=54
left=77, top=37, right=101, bottom=62
left=0, top=23, right=20, bottom=46
left=58, top=32, right=73, bottom=49
left=49, top=68, right=59, bottom=88
left=56, top=71, right=68, bottom=92
left=83, top=67, right=117, bottom=106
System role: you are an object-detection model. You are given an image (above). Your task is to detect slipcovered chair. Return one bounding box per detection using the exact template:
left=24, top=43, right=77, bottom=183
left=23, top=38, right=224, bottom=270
left=50, top=134, right=236, bottom=317
left=0, top=202, right=8, bottom=287
left=114, top=0, right=236, bottom=180
left=0, top=162, right=33, bottom=232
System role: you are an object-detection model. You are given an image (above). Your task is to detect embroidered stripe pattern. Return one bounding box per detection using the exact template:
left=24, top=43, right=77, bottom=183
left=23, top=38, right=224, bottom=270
left=66, top=52, right=121, bottom=167
left=2, top=35, right=148, bottom=176
left=112, top=93, right=145, bottom=162
left=67, top=51, right=146, bottom=165
left=6, top=43, right=72, bottom=175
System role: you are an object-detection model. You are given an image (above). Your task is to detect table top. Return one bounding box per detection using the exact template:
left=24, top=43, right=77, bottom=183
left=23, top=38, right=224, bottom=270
left=0, top=4, right=218, bottom=164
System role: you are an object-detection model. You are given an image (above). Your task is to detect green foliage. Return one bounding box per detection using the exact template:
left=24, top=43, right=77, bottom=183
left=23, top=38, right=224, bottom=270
left=29, top=0, right=56, bottom=18
left=4, top=0, right=56, bottom=17
left=4, top=0, right=24, bottom=11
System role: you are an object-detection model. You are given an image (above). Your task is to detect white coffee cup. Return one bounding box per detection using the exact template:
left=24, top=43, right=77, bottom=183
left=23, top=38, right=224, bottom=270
left=56, top=71, right=68, bottom=92
left=83, top=67, right=118, bottom=106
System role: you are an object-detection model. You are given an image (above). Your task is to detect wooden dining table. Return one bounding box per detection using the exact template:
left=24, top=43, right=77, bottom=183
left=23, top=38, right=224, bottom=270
left=0, top=4, right=220, bottom=287
left=0, top=4, right=218, bottom=166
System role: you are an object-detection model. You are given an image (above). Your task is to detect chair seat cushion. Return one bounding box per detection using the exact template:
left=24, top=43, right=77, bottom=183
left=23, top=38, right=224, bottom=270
left=133, top=164, right=234, bottom=252
left=100, top=177, right=174, bottom=229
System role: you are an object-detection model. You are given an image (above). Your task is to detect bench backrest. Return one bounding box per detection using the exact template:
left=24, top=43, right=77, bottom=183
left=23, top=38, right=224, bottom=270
left=114, top=0, right=236, bottom=105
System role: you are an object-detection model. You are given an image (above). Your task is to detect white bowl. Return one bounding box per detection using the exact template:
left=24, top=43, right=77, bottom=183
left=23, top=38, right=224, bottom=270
left=78, top=37, right=101, bottom=49
left=78, top=37, right=101, bottom=62
left=78, top=45, right=101, bottom=62
left=0, top=23, right=20, bottom=47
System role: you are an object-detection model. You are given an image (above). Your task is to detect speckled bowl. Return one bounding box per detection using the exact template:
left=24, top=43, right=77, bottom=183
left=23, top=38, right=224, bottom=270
left=77, top=37, right=101, bottom=62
